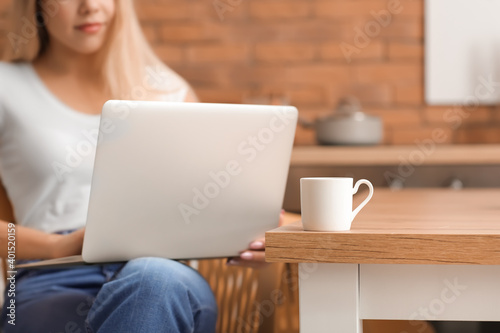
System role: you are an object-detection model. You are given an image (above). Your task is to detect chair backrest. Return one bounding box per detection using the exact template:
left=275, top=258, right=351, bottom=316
left=195, top=259, right=299, bottom=333
left=197, top=259, right=261, bottom=333
left=197, top=259, right=298, bottom=333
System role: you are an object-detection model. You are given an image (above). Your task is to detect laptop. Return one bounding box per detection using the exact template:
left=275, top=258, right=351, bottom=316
left=18, top=101, right=298, bottom=268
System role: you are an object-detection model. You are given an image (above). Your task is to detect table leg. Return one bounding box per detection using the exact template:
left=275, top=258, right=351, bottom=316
left=299, top=263, right=361, bottom=333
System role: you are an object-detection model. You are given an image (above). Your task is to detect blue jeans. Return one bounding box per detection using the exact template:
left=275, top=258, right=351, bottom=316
left=1, top=257, right=217, bottom=332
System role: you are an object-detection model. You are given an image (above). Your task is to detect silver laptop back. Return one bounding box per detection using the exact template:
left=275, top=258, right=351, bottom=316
left=82, top=101, right=297, bottom=262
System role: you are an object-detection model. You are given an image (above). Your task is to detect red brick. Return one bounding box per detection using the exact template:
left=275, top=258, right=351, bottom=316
left=354, top=63, right=422, bottom=84
left=209, top=0, right=249, bottom=21
left=226, top=22, right=342, bottom=42
left=339, top=16, right=374, bottom=39
left=315, top=0, right=400, bottom=18
left=285, top=65, right=351, bottom=85
left=321, top=41, right=385, bottom=63
left=364, top=108, right=422, bottom=126
left=153, top=45, right=185, bottom=64
left=456, top=127, right=500, bottom=144
left=160, top=24, right=203, bottom=42
left=0, top=27, right=9, bottom=56
left=0, top=0, right=11, bottom=14
left=184, top=65, right=333, bottom=89
left=226, top=66, right=288, bottom=86
left=388, top=42, right=423, bottom=59
left=423, top=106, right=492, bottom=127
left=159, top=23, right=227, bottom=43
left=255, top=43, right=316, bottom=63
left=288, top=88, right=326, bottom=106
left=395, top=84, right=423, bottom=105
left=349, top=84, right=393, bottom=106
left=324, top=85, right=345, bottom=107
left=186, top=44, right=248, bottom=63
left=217, top=65, right=350, bottom=86
left=382, top=127, right=394, bottom=145
left=399, top=0, right=424, bottom=17
left=0, top=15, right=8, bottom=30
left=141, top=24, right=159, bottom=44
left=298, top=107, right=332, bottom=119
left=175, top=66, right=233, bottom=86
left=240, top=91, right=285, bottom=105
left=329, top=84, right=400, bottom=109
left=135, top=1, right=203, bottom=21
left=315, top=0, right=422, bottom=18
left=196, top=88, right=244, bottom=104
left=391, top=126, right=454, bottom=145
left=231, top=65, right=288, bottom=88
left=494, top=108, right=500, bottom=122
left=326, top=82, right=393, bottom=110
left=250, top=1, right=311, bottom=20
left=340, top=18, right=422, bottom=45
left=380, top=18, right=423, bottom=39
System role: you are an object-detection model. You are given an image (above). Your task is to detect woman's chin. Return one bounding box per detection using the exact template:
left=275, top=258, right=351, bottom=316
left=71, top=44, right=106, bottom=56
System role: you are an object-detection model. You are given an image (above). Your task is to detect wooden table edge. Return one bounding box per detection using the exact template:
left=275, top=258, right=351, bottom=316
left=265, top=223, right=500, bottom=266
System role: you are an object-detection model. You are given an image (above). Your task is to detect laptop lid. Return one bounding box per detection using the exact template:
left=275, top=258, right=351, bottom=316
left=82, top=101, right=297, bottom=262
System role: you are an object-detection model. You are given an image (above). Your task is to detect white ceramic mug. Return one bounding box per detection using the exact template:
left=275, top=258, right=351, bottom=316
left=300, top=177, right=374, bottom=231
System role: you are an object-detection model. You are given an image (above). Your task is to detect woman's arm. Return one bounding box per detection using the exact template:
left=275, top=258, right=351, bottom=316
left=0, top=177, right=84, bottom=260
left=0, top=220, right=85, bottom=260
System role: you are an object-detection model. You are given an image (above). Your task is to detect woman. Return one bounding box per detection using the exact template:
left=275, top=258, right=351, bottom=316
left=0, top=1, right=270, bottom=332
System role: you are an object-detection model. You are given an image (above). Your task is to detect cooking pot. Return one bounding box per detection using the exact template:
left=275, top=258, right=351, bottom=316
left=300, top=97, right=383, bottom=145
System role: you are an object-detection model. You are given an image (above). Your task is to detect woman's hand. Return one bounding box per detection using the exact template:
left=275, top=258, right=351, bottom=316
left=227, top=210, right=285, bottom=269
left=227, top=236, right=267, bottom=269
left=48, top=228, right=85, bottom=259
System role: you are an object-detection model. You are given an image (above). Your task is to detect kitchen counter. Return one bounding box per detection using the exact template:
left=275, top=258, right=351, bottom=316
left=283, top=144, right=500, bottom=212
left=291, top=144, right=500, bottom=166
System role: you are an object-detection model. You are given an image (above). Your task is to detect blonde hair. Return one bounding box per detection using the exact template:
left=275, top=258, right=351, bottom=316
left=3, top=0, right=188, bottom=100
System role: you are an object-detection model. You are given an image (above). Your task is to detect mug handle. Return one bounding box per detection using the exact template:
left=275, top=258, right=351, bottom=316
left=351, top=179, right=374, bottom=222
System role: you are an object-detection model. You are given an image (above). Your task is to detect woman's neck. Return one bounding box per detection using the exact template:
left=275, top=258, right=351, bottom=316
left=31, top=43, right=111, bottom=115
left=33, top=43, right=103, bottom=82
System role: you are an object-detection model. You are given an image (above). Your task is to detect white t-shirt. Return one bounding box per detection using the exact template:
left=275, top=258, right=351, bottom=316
left=0, top=61, right=187, bottom=233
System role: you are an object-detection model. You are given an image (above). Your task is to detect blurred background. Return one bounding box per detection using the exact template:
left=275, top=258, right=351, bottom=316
left=1, top=0, right=498, bottom=146
left=1, top=1, right=500, bottom=333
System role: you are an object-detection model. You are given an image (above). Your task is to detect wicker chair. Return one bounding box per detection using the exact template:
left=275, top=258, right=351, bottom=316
left=0, top=257, right=298, bottom=333
left=1, top=258, right=438, bottom=333
left=196, top=259, right=299, bottom=333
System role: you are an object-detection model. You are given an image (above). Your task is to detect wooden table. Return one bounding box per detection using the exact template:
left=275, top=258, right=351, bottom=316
left=266, top=188, right=500, bottom=332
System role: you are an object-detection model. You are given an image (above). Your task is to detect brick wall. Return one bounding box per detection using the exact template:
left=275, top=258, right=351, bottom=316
left=1, top=0, right=499, bottom=145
